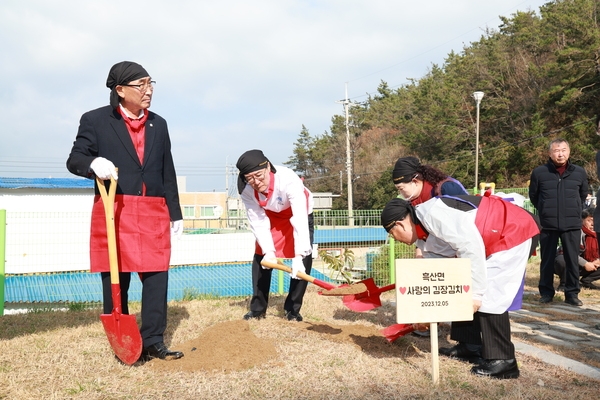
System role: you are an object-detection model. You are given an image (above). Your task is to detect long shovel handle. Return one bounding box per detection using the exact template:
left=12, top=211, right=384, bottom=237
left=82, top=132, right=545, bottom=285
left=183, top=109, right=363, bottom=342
left=375, top=283, right=396, bottom=295
left=260, top=259, right=337, bottom=290
left=96, top=172, right=120, bottom=310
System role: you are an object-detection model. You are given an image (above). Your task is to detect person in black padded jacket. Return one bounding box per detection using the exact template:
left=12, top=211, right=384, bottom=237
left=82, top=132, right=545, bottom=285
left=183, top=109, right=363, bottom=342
left=529, top=138, right=588, bottom=306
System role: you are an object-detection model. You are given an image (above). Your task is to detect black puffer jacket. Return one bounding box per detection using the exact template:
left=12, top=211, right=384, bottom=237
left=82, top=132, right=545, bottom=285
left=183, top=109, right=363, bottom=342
left=529, top=159, right=588, bottom=231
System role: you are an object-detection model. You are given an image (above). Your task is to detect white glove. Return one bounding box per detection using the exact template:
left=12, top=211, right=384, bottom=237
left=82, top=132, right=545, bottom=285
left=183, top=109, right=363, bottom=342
left=90, top=157, right=118, bottom=180
left=171, top=220, right=183, bottom=238
left=262, top=251, right=277, bottom=269
left=291, top=256, right=305, bottom=279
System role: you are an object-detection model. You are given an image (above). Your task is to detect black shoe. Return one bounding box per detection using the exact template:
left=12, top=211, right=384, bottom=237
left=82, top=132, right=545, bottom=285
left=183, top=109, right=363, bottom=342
left=471, top=359, right=519, bottom=379
left=439, top=343, right=482, bottom=364
left=565, top=297, right=583, bottom=306
left=411, top=330, right=431, bottom=338
left=243, top=311, right=266, bottom=320
left=285, top=310, right=303, bottom=321
left=581, top=282, right=600, bottom=290
left=557, top=284, right=566, bottom=292
left=143, top=342, right=184, bottom=361
left=539, top=295, right=553, bottom=304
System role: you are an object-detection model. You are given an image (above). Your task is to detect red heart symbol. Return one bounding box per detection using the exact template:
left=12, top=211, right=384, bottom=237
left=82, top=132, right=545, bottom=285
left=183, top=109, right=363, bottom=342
left=463, top=285, right=470, bottom=292
left=399, top=287, right=407, bottom=295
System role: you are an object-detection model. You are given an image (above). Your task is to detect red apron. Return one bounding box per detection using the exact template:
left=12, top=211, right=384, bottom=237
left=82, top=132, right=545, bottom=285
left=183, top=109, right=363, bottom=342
left=255, top=207, right=296, bottom=258
left=254, top=186, right=310, bottom=259
left=90, top=194, right=171, bottom=272
left=475, top=195, right=540, bottom=258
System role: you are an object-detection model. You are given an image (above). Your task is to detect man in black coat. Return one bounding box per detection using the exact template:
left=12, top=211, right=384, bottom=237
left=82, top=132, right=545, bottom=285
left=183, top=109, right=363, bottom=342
left=67, top=61, right=184, bottom=360
left=529, top=138, right=589, bottom=306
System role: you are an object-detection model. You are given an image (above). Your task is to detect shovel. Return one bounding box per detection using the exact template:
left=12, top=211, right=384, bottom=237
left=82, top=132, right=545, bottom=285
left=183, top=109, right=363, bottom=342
left=260, top=259, right=337, bottom=291
left=381, top=323, right=416, bottom=343
left=323, top=279, right=396, bottom=312
left=97, top=174, right=143, bottom=365
left=260, top=260, right=383, bottom=313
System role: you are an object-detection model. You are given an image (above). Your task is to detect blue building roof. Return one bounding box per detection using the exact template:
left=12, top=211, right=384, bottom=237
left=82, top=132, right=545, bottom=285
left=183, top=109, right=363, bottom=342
left=0, top=177, right=94, bottom=189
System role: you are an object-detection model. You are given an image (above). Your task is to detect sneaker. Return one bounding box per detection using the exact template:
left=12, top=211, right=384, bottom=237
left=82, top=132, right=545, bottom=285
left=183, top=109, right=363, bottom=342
left=285, top=310, right=303, bottom=321
left=243, top=311, right=266, bottom=320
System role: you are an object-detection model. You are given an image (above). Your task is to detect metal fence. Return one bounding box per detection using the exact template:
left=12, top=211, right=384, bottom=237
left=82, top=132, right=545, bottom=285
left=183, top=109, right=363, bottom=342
left=1, top=189, right=537, bottom=305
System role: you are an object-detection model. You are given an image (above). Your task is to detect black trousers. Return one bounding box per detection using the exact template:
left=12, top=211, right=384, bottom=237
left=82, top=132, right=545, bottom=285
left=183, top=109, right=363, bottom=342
left=101, top=271, right=169, bottom=348
left=555, top=255, right=600, bottom=285
left=539, top=229, right=581, bottom=299
left=450, top=311, right=514, bottom=360
left=249, top=214, right=314, bottom=315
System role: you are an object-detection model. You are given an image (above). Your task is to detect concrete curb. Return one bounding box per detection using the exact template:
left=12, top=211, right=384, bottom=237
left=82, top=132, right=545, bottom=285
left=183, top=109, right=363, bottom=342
left=514, top=340, right=600, bottom=380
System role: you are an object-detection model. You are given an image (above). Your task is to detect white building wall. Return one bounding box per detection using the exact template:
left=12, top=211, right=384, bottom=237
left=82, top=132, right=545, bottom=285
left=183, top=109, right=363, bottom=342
left=1, top=194, right=255, bottom=274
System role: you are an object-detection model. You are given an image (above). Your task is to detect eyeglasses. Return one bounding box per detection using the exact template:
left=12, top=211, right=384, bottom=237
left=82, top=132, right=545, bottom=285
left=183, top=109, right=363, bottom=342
left=244, top=168, right=267, bottom=184
left=121, top=80, right=156, bottom=92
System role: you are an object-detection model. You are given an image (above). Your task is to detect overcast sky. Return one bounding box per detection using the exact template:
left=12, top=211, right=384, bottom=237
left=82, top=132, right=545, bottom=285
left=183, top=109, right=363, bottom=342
left=0, top=0, right=549, bottom=193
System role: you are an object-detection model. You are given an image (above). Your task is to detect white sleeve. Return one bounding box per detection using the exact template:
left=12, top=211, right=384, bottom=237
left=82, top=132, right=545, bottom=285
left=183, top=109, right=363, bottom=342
left=241, top=187, right=276, bottom=255
left=417, top=201, right=487, bottom=302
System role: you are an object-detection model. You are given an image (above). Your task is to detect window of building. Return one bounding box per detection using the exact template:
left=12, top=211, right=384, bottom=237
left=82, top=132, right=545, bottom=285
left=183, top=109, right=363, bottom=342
left=183, top=205, right=195, bottom=219
left=200, top=205, right=223, bottom=219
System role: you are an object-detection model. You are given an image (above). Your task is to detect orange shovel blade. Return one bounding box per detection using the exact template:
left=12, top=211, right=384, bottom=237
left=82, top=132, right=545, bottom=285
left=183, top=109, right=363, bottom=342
left=100, top=312, right=143, bottom=365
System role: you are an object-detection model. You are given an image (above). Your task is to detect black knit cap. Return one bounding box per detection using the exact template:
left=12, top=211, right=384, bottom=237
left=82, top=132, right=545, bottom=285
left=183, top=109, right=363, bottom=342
left=236, top=149, right=277, bottom=194
left=392, top=156, right=421, bottom=184
left=381, top=198, right=415, bottom=232
left=106, top=61, right=150, bottom=108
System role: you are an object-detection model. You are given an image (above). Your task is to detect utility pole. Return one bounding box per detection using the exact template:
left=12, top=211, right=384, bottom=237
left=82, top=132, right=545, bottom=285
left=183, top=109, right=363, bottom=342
left=225, top=159, right=229, bottom=195
left=336, top=83, right=354, bottom=227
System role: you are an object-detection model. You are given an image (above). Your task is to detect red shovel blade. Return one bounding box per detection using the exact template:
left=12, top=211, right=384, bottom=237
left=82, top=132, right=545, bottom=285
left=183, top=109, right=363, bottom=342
left=381, top=323, right=415, bottom=343
left=100, top=312, right=143, bottom=365
left=341, top=278, right=387, bottom=312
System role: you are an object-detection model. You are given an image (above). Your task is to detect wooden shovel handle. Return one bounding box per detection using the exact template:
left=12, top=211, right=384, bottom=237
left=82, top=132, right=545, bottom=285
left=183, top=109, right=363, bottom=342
left=96, top=171, right=119, bottom=285
left=260, top=259, right=336, bottom=290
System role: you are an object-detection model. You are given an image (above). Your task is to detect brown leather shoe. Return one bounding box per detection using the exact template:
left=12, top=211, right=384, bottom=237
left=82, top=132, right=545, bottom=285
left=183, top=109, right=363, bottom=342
left=143, top=342, right=184, bottom=360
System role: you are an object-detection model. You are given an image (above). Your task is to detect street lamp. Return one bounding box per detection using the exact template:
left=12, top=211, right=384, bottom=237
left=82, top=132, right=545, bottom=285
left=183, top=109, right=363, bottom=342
left=472, top=91, right=484, bottom=192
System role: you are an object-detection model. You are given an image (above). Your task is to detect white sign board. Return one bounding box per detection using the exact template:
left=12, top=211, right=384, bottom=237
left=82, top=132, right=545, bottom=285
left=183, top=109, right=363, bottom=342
left=395, top=258, right=473, bottom=324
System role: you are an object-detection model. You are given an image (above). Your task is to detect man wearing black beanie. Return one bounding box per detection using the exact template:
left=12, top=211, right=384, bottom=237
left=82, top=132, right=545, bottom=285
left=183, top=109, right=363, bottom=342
left=236, top=149, right=314, bottom=322
left=382, top=194, right=540, bottom=379
left=67, top=61, right=183, bottom=362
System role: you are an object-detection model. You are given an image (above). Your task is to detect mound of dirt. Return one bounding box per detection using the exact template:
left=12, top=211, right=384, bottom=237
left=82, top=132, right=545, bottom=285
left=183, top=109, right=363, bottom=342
left=148, top=320, right=277, bottom=373
left=148, top=318, right=416, bottom=373
left=320, top=283, right=368, bottom=296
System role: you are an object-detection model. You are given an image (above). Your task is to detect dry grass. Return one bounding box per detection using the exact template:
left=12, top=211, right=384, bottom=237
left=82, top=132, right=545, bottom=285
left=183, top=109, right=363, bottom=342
left=1, top=263, right=599, bottom=399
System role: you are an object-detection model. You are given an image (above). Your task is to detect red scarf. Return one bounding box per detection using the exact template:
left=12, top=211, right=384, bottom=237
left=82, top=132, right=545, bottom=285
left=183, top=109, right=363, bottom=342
left=582, top=225, right=598, bottom=262
left=118, top=107, right=148, bottom=164
left=411, top=180, right=435, bottom=206
left=254, top=171, right=275, bottom=207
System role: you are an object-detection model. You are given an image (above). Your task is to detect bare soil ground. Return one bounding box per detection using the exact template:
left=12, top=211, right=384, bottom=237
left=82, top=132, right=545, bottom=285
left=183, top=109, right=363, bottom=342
left=0, top=260, right=599, bottom=399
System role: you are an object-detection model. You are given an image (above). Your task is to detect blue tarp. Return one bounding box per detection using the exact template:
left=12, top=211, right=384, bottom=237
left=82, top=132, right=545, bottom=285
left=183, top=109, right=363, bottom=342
left=314, top=227, right=387, bottom=244
left=4, top=261, right=333, bottom=303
